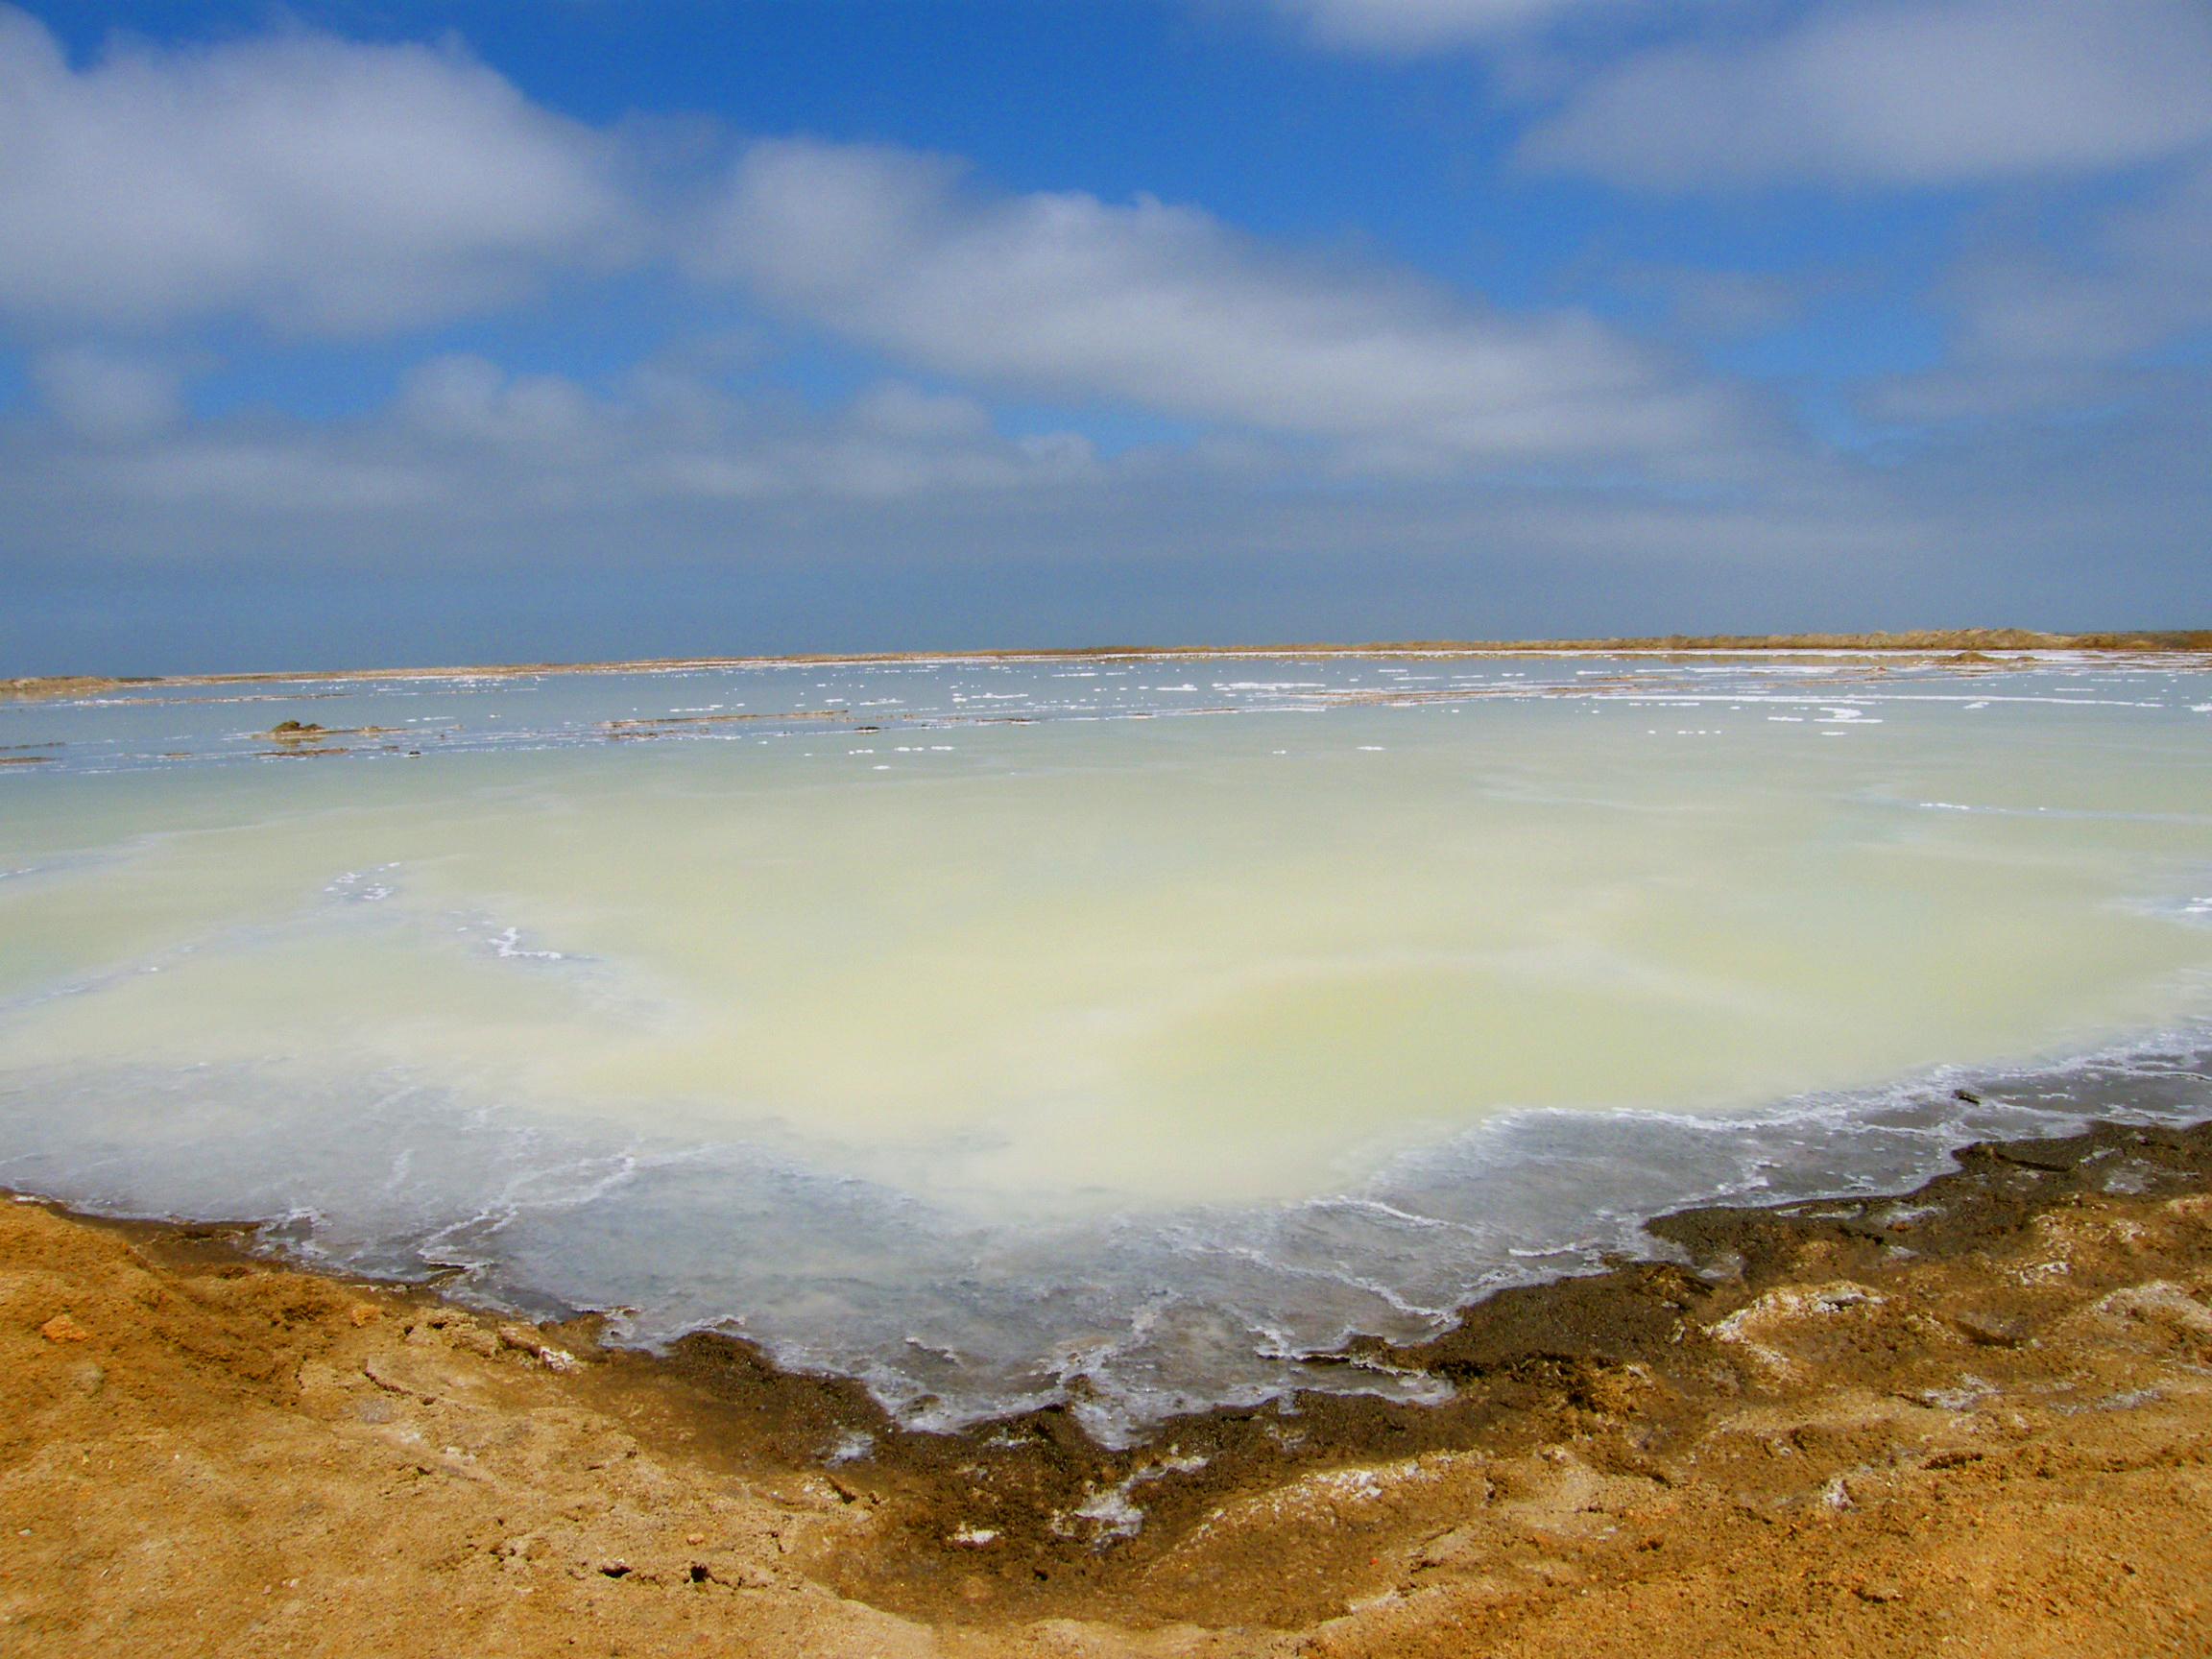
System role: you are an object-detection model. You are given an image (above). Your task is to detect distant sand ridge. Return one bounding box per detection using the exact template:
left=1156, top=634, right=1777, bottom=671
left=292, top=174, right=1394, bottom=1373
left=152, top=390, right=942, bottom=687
left=6, top=626, right=2209, bottom=702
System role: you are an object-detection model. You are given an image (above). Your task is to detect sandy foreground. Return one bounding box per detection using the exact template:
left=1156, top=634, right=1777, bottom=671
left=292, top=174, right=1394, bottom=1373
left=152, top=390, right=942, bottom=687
left=4, top=1119, right=2211, bottom=1657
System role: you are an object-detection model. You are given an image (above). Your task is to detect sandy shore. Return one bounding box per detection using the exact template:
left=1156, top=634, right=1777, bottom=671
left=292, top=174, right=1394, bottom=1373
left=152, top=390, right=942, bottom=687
left=6, top=1118, right=2212, bottom=1656
left=5, top=626, right=2207, bottom=702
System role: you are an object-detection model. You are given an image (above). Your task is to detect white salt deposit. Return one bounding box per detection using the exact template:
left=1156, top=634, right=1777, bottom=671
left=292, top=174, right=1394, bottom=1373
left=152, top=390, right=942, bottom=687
left=1, top=649, right=2209, bottom=1441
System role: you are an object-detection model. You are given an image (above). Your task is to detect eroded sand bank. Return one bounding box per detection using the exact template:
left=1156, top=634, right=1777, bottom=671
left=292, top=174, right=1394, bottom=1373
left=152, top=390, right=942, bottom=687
left=5, top=1119, right=2211, bottom=1656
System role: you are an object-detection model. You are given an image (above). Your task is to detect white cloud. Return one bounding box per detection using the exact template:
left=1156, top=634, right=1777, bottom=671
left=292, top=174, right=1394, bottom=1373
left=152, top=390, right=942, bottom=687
left=16, top=374, right=2209, bottom=663
left=1953, top=157, right=2212, bottom=366
left=114, top=443, right=446, bottom=514
left=1520, top=0, right=2212, bottom=190
left=0, top=7, right=632, bottom=334
left=30, top=346, right=185, bottom=439
left=1864, top=150, right=2212, bottom=421
left=1629, top=265, right=1846, bottom=343
left=0, top=6, right=1753, bottom=478
left=692, top=138, right=1749, bottom=469
left=851, top=381, right=995, bottom=443
left=399, top=353, right=598, bottom=447
left=1265, top=0, right=1612, bottom=52
left=19, top=353, right=1102, bottom=516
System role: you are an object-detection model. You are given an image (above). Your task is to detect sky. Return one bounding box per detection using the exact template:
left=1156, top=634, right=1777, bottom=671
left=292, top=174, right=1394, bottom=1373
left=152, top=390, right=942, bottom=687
left=2, top=1, right=2208, bottom=672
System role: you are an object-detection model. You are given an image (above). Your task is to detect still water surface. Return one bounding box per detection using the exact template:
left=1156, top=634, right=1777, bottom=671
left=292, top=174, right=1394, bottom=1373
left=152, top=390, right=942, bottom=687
left=3, top=651, right=2208, bottom=1440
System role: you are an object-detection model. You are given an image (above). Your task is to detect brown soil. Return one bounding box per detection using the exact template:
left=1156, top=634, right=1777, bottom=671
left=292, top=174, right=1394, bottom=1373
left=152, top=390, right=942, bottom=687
left=5, top=1118, right=2211, bottom=1656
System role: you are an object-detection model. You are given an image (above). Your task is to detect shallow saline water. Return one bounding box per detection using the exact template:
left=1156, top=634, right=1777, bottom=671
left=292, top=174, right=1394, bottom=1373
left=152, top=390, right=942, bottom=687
left=4, top=650, right=2211, bottom=1442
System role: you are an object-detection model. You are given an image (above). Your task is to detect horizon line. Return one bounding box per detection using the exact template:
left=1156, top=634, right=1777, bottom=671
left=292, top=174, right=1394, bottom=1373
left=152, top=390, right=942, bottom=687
left=7, top=625, right=2209, bottom=697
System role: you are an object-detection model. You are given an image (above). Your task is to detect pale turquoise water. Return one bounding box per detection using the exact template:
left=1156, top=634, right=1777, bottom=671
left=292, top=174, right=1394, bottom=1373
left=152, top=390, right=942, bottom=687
left=3, top=651, right=2209, bottom=1440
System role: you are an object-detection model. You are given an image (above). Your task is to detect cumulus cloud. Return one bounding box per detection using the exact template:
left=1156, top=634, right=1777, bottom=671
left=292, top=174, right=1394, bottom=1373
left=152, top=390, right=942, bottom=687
left=398, top=353, right=599, bottom=447
left=30, top=346, right=186, bottom=439
left=1951, top=157, right=2212, bottom=367
left=0, top=7, right=632, bottom=334
left=1264, top=0, right=1614, bottom=52
left=1520, top=0, right=2212, bottom=190
left=14, top=351, right=1102, bottom=517
left=1864, top=150, right=2212, bottom=421
left=692, top=138, right=1748, bottom=469
left=0, top=4, right=1757, bottom=478
left=14, top=371, right=2208, bottom=673
left=1630, top=266, right=1850, bottom=343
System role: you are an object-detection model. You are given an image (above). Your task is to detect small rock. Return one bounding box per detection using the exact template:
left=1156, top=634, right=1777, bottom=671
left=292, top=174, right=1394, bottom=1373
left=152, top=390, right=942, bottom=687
left=1952, top=1310, right=2031, bottom=1347
left=1913, top=1378, right=1997, bottom=1411
left=497, top=1324, right=578, bottom=1371
left=349, top=1304, right=379, bottom=1327
left=1417, top=1526, right=1480, bottom=1567
left=38, top=1315, right=91, bottom=1343
left=1854, top=1577, right=1907, bottom=1603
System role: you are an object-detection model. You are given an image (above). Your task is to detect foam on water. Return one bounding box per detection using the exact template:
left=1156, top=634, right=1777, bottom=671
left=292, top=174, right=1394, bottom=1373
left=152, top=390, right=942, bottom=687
left=3, top=650, right=2211, bottom=1443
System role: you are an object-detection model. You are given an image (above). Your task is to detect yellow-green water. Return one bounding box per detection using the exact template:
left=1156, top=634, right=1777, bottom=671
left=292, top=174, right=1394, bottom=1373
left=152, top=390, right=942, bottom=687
left=2, top=653, right=2208, bottom=1438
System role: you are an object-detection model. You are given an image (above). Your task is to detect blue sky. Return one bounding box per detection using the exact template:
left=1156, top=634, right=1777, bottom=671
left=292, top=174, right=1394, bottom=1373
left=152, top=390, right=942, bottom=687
left=3, top=1, right=2209, bottom=671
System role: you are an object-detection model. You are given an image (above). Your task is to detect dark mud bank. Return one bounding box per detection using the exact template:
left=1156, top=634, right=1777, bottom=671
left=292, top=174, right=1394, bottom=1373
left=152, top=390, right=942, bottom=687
left=482, top=1116, right=2212, bottom=1627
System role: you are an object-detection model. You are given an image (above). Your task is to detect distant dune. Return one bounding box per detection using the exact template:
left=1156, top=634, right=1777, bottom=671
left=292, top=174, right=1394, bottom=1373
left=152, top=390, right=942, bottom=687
left=6, top=627, right=2208, bottom=702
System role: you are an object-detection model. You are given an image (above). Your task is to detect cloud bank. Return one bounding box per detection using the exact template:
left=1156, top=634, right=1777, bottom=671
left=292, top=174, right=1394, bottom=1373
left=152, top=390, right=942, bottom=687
left=695, top=139, right=1746, bottom=469
left=0, top=3, right=2205, bottom=671
left=1267, top=0, right=1617, bottom=52
left=1521, top=0, right=2212, bottom=190
left=0, top=10, right=631, bottom=334
left=0, top=6, right=1753, bottom=478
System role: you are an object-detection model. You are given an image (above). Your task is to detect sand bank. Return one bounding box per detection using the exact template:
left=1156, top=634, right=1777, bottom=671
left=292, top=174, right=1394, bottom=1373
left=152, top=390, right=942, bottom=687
left=5, top=1118, right=2211, bottom=1656
left=5, top=626, right=2207, bottom=702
